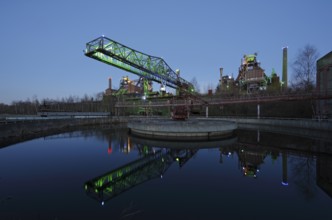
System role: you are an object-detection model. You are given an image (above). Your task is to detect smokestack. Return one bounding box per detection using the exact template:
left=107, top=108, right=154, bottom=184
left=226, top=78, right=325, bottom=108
left=108, top=77, right=112, bottom=89
left=219, top=67, right=223, bottom=80
left=282, top=47, right=288, bottom=89
left=219, top=67, right=223, bottom=90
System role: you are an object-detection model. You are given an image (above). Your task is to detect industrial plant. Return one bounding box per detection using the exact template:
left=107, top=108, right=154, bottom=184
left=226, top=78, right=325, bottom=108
left=34, top=36, right=331, bottom=119
left=102, top=49, right=287, bottom=97
left=82, top=36, right=329, bottom=119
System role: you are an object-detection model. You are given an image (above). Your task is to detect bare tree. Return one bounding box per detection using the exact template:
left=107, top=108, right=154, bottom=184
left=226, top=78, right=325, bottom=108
left=190, top=77, right=200, bottom=93
left=292, top=44, right=319, bottom=91
left=95, top=92, right=104, bottom=101
left=290, top=155, right=317, bottom=200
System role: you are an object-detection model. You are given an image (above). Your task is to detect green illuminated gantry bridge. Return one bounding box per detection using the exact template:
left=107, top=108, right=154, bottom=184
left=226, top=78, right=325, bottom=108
left=84, top=36, right=194, bottom=92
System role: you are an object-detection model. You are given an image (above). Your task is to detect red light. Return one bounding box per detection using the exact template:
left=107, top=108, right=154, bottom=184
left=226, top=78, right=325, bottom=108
left=108, top=146, right=112, bottom=154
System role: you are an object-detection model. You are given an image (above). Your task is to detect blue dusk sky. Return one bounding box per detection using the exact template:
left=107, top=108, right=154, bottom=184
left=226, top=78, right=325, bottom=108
left=0, top=0, right=331, bottom=104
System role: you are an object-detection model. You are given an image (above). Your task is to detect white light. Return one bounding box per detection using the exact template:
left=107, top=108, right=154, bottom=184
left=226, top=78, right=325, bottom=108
left=101, top=201, right=105, bottom=206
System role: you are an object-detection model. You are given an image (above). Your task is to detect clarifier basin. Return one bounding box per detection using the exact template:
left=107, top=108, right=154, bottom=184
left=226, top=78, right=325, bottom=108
left=128, top=118, right=237, bottom=141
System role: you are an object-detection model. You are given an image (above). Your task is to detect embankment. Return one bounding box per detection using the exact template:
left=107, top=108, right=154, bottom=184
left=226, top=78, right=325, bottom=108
left=0, top=117, right=127, bottom=148
left=1, top=115, right=331, bottom=149
left=215, top=117, right=332, bottom=141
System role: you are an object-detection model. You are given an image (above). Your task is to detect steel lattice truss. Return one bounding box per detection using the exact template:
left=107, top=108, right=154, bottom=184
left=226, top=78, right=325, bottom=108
left=85, top=36, right=193, bottom=90
left=85, top=149, right=173, bottom=203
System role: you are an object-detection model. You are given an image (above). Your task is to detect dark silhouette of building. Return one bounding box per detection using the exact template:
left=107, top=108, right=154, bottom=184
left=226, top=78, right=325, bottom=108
left=316, top=51, right=332, bottom=119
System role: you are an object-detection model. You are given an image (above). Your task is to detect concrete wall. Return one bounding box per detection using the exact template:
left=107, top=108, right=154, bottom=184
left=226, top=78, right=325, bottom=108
left=213, top=117, right=332, bottom=141
left=0, top=117, right=127, bottom=148
left=224, top=118, right=332, bottom=131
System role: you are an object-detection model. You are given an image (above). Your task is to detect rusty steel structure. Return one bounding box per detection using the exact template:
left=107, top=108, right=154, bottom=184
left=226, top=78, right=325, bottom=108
left=114, top=90, right=332, bottom=108
left=84, top=36, right=197, bottom=120
left=235, top=53, right=267, bottom=93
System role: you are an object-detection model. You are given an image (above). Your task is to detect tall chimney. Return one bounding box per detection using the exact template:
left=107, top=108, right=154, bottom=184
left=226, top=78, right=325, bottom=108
left=108, top=77, right=112, bottom=89
left=282, top=47, right=288, bottom=89
left=219, top=67, right=223, bottom=80
left=219, top=67, right=223, bottom=90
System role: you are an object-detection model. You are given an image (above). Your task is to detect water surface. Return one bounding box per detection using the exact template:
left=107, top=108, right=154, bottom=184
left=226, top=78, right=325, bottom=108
left=0, top=127, right=331, bottom=219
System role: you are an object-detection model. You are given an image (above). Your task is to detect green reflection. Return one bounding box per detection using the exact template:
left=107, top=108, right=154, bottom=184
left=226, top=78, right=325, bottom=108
left=84, top=147, right=197, bottom=204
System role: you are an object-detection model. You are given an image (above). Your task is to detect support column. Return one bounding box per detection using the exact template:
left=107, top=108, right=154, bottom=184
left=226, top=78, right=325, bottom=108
left=206, top=106, right=209, bottom=118
left=257, top=130, right=260, bottom=142
left=257, top=104, right=260, bottom=119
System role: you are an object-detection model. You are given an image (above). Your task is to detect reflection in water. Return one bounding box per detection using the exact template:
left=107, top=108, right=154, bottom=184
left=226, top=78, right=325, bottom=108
left=85, top=148, right=169, bottom=205
left=239, top=148, right=265, bottom=178
left=317, top=156, right=332, bottom=198
left=235, top=128, right=332, bottom=198
left=219, top=143, right=268, bottom=179
left=84, top=135, right=238, bottom=205
left=1, top=126, right=331, bottom=219
left=282, top=152, right=288, bottom=186
left=84, top=147, right=197, bottom=205
left=84, top=128, right=332, bottom=205
left=290, top=154, right=317, bottom=199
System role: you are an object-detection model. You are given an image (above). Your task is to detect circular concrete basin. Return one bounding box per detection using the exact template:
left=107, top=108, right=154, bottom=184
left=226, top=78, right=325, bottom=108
left=128, top=118, right=237, bottom=140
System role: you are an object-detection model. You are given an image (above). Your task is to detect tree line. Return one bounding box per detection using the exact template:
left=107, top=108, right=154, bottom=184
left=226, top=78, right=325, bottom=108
left=0, top=93, right=107, bottom=115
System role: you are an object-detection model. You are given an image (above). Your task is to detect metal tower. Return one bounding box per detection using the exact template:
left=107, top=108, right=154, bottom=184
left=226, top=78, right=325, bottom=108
left=282, top=47, right=288, bottom=89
